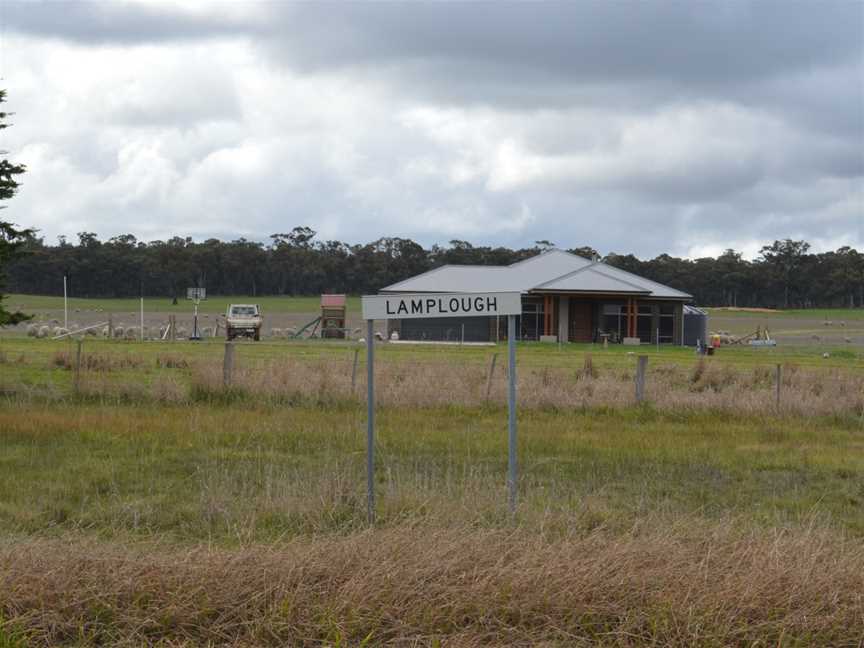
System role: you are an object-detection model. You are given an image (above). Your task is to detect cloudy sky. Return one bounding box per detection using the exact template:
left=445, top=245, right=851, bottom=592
left=0, top=1, right=861, bottom=258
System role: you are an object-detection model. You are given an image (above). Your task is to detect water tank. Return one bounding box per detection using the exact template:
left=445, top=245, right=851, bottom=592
left=683, top=305, right=708, bottom=346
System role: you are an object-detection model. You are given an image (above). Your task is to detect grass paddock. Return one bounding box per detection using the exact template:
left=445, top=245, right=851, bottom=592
left=0, top=336, right=862, bottom=645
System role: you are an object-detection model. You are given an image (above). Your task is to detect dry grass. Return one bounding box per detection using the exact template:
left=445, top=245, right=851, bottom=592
left=50, top=349, right=144, bottom=372
left=176, top=356, right=864, bottom=419
left=1, top=521, right=861, bottom=647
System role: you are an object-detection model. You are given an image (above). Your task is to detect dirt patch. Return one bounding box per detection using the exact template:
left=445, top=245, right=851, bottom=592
left=711, top=307, right=781, bottom=313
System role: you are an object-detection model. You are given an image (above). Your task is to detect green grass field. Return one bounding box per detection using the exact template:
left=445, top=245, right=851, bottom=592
left=0, top=336, right=862, bottom=645
left=6, top=293, right=362, bottom=315
left=706, top=306, right=864, bottom=320
left=10, top=294, right=863, bottom=317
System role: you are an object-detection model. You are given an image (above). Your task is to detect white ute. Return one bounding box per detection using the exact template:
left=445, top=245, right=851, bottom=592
left=226, top=304, right=262, bottom=341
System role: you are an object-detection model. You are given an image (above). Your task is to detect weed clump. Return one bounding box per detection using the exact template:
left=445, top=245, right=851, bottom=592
left=50, top=350, right=143, bottom=372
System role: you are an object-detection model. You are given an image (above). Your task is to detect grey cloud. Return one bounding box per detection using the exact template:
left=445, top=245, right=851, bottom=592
left=272, top=3, right=861, bottom=83
left=9, top=2, right=860, bottom=84
left=3, top=1, right=861, bottom=258
left=2, top=0, right=261, bottom=44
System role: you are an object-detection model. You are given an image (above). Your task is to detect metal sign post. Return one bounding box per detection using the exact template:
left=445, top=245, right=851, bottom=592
left=361, top=292, right=522, bottom=523
left=507, top=314, right=517, bottom=514
left=366, top=319, right=375, bottom=524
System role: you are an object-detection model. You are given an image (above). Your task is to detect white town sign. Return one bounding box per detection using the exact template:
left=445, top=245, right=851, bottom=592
left=361, top=292, right=522, bottom=320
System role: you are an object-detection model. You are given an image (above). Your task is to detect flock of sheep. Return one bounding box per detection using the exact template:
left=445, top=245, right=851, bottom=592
left=24, top=321, right=218, bottom=340
left=22, top=321, right=366, bottom=341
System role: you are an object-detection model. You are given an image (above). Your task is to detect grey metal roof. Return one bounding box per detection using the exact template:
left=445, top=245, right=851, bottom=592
left=534, top=264, right=649, bottom=294
left=381, top=249, right=692, bottom=300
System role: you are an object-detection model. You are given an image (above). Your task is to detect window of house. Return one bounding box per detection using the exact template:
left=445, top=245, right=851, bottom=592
left=601, top=304, right=625, bottom=341
left=658, top=303, right=675, bottom=343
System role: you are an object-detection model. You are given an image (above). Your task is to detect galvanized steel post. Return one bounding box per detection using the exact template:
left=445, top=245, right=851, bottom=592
left=507, top=314, right=517, bottom=514
left=366, top=319, right=375, bottom=524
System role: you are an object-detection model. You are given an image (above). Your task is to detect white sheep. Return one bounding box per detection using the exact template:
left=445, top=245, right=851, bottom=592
left=269, top=327, right=283, bottom=338
left=37, top=325, right=50, bottom=339
left=26, top=324, right=38, bottom=337
left=85, top=327, right=98, bottom=337
left=124, top=327, right=138, bottom=340
left=176, top=326, right=188, bottom=338
left=113, top=326, right=125, bottom=339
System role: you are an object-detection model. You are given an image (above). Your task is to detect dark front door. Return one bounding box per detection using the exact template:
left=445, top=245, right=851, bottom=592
left=569, top=300, right=593, bottom=342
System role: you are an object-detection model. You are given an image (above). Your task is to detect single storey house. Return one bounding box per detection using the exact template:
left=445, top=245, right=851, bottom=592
left=379, top=249, right=693, bottom=344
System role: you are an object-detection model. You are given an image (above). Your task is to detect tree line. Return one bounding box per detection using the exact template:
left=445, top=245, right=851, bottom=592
left=4, top=228, right=862, bottom=309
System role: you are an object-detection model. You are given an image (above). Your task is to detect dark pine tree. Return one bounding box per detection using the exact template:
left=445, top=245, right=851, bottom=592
left=0, top=89, right=31, bottom=325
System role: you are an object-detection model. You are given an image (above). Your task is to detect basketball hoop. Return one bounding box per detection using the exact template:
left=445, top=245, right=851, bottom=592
left=186, top=287, right=206, bottom=340
left=186, top=287, right=206, bottom=302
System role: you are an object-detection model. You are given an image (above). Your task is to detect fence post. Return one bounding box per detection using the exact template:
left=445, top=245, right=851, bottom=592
left=73, top=339, right=83, bottom=394
left=223, top=342, right=235, bottom=387
left=485, top=352, right=498, bottom=401
left=635, top=355, right=648, bottom=404
left=351, top=348, right=360, bottom=393
left=775, top=363, right=782, bottom=409
left=583, top=352, right=594, bottom=378
left=108, top=315, right=114, bottom=340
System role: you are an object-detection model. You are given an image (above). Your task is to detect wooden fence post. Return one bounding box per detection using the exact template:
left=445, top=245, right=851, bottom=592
left=635, top=355, right=648, bottom=404
left=223, top=342, right=235, bottom=387
left=485, top=353, right=499, bottom=401
left=351, top=348, right=360, bottom=393
left=775, top=363, right=782, bottom=409
left=108, top=315, right=114, bottom=340
left=73, top=339, right=83, bottom=394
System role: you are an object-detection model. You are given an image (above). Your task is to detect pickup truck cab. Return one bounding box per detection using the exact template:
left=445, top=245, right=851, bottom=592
left=226, top=304, right=262, bottom=341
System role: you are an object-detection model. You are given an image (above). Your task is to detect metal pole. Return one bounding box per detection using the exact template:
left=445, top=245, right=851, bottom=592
left=366, top=319, right=375, bottom=524
left=140, top=297, right=144, bottom=342
left=193, top=302, right=199, bottom=340
left=507, top=314, right=517, bottom=514
left=63, top=275, right=68, bottom=330
left=461, top=323, right=465, bottom=345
